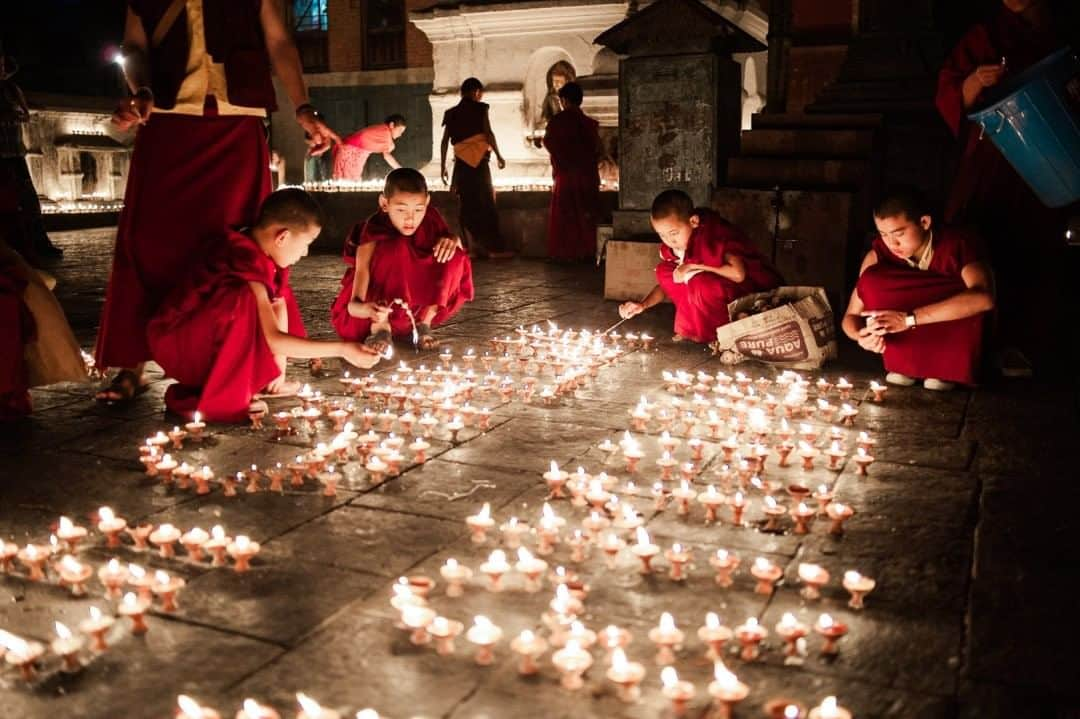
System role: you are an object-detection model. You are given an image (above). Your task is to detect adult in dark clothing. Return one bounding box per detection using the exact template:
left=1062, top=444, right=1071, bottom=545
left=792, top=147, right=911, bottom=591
left=439, top=77, right=512, bottom=259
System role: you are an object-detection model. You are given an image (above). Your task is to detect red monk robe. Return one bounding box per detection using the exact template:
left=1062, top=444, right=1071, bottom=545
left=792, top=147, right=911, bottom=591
left=0, top=253, right=32, bottom=418
left=331, top=207, right=474, bottom=341
left=543, top=106, right=601, bottom=261
left=935, top=5, right=1072, bottom=364
left=856, top=227, right=987, bottom=386
left=147, top=229, right=300, bottom=422
left=655, top=209, right=782, bottom=343
left=95, top=110, right=286, bottom=369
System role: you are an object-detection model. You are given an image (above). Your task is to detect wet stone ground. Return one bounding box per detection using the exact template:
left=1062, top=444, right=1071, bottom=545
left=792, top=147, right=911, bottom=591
left=1, top=229, right=1078, bottom=718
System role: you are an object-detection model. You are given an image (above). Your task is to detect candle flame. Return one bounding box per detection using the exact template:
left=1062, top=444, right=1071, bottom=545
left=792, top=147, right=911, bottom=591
left=444, top=558, right=458, bottom=570
left=845, top=570, right=862, bottom=584
left=818, top=613, right=834, bottom=629
left=243, top=699, right=267, bottom=717
left=59, top=516, right=73, bottom=533
left=779, top=612, right=798, bottom=629
left=98, top=507, right=115, bottom=523
left=54, top=621, right=72, bottom=640
left=714, top=660, right=738, bottom=688
left=177, top=695, right=207, bottom=717
left=659, top=612, right=676, bottom=632
left=706, top=612, right=720, bottom=629
left=476, top=503, right=491, bottom=521
left=516, top=547, right=535, bottom=563
left=488, top=549, right=506, bottom=565
left=123, top=592, right=138, bottom=606
left=660, top=666, right=679, bottom=688
left=785, top=705, right=800, bottom=719
left=60, top=555, right=83, bottom=572
left=754, top=557, right=772, bottom=572
left=192, top=412, right=202, bottom=423
left=549, top=460, right=560, bottom=475
left=89, top=606, right=102, bottom=621
left=822, top=696, right=839, bottom=712
left=635, top=527, right=651, bottom=547
left=211, top=525, right=225, bottom=540
left=474, top=615, right=494, bottom=630
left=128, top=563, right=145, bottom=579
left=154, top=569, right=170, bottom=585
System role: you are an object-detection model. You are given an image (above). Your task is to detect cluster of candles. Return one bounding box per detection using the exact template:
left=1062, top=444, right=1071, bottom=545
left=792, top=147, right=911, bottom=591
left=173, top=693, right=385, bottom=719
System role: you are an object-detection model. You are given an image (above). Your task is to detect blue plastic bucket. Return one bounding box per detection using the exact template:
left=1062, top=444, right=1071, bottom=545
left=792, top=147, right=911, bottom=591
left=968, top=47, right=1080, bottom=208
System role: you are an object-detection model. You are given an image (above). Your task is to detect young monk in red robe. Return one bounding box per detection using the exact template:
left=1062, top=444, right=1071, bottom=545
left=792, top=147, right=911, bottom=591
left=618, top=190, right=783, bottom=343
left=331, top=168, right=474, bottom=351
left=148, top=189, right=381, bottom=422
left=95, top=0, right=341, bottom=403
left=935, top=0, right=1076, bottom=376
left=543, top=82, right=601, bottom=262
left=842, top=187, right=994, bottom=390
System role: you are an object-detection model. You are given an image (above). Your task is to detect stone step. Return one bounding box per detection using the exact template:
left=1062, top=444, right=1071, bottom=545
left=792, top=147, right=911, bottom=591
left=726, top=156, right=869, bottom=188
left=739, top=128, right=876, bottom=158
left=750, top=112, right=883, bottom=130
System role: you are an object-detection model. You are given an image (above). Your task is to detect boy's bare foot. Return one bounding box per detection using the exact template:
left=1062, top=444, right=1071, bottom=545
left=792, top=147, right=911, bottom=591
left=259, top=376, right=301, bottom=398
left=416, top=322, right=439, bottom=350
left=95, top=369, right=149, bottom=403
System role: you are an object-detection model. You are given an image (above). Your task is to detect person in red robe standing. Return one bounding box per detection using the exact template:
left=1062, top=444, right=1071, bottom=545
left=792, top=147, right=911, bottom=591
left=95, top=0, right=341, bottom=403
left=543, top=82, right=601, bottom=262
left=148, top=189, right=381, bottom=423
left=935, top=0, right=1077, bottom=377
left=618, top=190, right=783, bottom=343
left=332, top=115, right=406, bottom=181
left=331, top=168, right=474, bottom=351
left=842, top=187, right=995, bottom=390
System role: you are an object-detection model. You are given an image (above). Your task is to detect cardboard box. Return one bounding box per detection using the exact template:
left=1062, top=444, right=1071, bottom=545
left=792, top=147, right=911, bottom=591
left=711, top=286, right=837, bottom=370
left=604, top=239, right=668, bottom=302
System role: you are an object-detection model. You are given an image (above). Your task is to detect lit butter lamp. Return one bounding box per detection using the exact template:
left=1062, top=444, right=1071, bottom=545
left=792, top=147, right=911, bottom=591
left=708, top=661, right=749, bottom=719
left=606, top=647, right=646, bottom=702
left=660, top=666, right=696, bottom=717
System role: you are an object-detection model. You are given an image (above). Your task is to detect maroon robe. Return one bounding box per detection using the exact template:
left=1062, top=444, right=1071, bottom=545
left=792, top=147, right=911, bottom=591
left=543, top=106, right=601, bottom=261
left=655, top=209, right=783, bottom=343
left=147, top=229, right=295, bottom=422
left=0, top=254, right=32, bottom=418
left=331, top=207, right=474, bottom=341
left=936, top=6, right=1071, bottom=362
left=856, top=227, right=987, bottom=386
left=94, top=105, right=287, bottom=369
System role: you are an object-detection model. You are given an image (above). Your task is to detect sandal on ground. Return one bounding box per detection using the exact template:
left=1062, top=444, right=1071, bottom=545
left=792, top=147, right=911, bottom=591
left=416, top=323, right=439, bottom=350
left=95, top=369, right=149, bottom=403
left=671, top=334, right=686, bottom=343
left=364, top=329, right=392, bottom=354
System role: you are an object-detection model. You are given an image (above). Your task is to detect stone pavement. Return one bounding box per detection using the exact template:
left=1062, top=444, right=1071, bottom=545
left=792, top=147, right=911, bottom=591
left=1, top=229, right=1078, bottom=719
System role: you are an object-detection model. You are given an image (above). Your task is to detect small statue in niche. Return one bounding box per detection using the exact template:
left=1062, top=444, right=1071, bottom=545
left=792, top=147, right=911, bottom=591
left=535, top=61, right=576, bottom=147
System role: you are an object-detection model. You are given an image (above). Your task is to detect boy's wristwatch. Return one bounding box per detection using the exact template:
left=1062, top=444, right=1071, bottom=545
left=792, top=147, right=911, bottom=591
left=904, top=313, right=917, bottom=328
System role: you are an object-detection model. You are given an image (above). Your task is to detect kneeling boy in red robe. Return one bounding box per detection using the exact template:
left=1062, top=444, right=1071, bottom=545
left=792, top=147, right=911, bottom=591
left=841, top=187, right=994, bottom=390
left=148, top=189, right=381, bottom=422
left=618, top=190, right=783, bottom=343
left=331, top=168, right=474, bottom=351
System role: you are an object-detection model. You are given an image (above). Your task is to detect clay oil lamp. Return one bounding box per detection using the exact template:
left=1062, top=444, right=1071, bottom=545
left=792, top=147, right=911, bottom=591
left=78, top=605, right=115, bottom=652
left=698, top=484, right=725, bottom=524
left=606, top=647, right=646, bottom=702
left=697, top=612, right=733, bottom=660
left=671, top=480, right=697, bottom=516
left=515, top=547, right=548, bottom=593
left=205, top=525, right=231, bottom=567
left=652, top=482, right=671, bottom=511
left=842, top=570, right=876, bottom=609
left=438, top=557, right=473, bottom=595
left=664, top=543, right=692, bottom=582
left=228, top=535, right=260, bottom=572
left=427, top=616, right=464, bottom=657
left=551, top=638, right=592, bottom=690
left=400, top=603, right=436, bottom=646
left=236, top=698, right=281, bottom=719
left=661, top=667, right=696, bottom=717
left=630, top=527, right=660, bottom=575
left=798, top=562, right=830, bottom=600
left=465, top=503, right=495, bottom=544
left=126, top=563, right=153, bottom=602
left=536, top=503, right=566, bottom=554
left=835, top=377, right=853, bottom=401
left=509, top=629, right=547, bottom=675
left=814, top=613, right=849, bottom=655
left=775, top=612, right=809, bottom=657
left=149, top=522, right=182, bottom=559
left=155, top=453, right=178, bottom=485
left=734, top=617, right=767, bottom=661
left=838, top=403, right=858, bottom=426
left=797, top=441, right=818, bottom=471
left=50, top=621, right=84, bottom=672
left=56, top=516, right=87, bottom=552
left=56, top=555, right=92, bottom=596
left=824, top=441, right=845, bottom=471
left=853, top=447, right=875, bottom=476
left=751, top=557, right=783, bottom=595
left=790, top=502, right=816, bottom=534
left=541, top=459, right=570, bottom=498
left=810, top=696, right=853, bottom=719
left=1, top=631, right=45, bottom=681
left=222, top=471, right=240, bottom=497
left=184, top=412, right=206, bottom=440
left=813, top=484, right=834, bottom=516
left=567, top=530, right=589, bottom=563
left=855, top=431, right=876, bottom=453
left=708, top=662, right=750, bottom=719
left=0, top=541, right=16, bottom=572
left=96, top=506, right=127, bottom=548
left=151, top=569, right=185, bottom=612
left=465, top=615, right=503, bottom=666
left=118, top=591, right=151, bottom=634
left=761, top=495, right=786, bottom=532
left=600, top=531, right=625, bottom=569
left=826, top=502, right=854, bottom=535
left=648, top=612, right=684, bottom=666
left=727, top=491, right=747, bottom=527
left=9, top=546, right=36, bottom=580
left=192, top=465, right=215, bottom=495
left=176, top=695, right=222, bottom=719
left=479, top=549, right=511, bottom=592
left=709, top=549, right=740, bottom=588
left=98, top=558, right=129, bottom=599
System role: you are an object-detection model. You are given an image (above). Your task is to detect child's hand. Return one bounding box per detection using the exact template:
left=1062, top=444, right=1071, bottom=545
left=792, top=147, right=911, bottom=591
left=112, top=94, right=152, bottom=130
left=433, top=236, right=461, bottom=263
left=348, top=301, right=391, bottom=322
left=673, top=264, right=698, bottom=283
left=619, top=301, right=645, bottom=319
left=342, top=343, right=382, bottom=369
left=856, top=326, right=886, bottom=353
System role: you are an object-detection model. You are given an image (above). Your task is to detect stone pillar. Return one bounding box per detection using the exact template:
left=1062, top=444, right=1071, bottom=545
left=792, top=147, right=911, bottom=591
left=596, top=0, right=765, bottom=238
